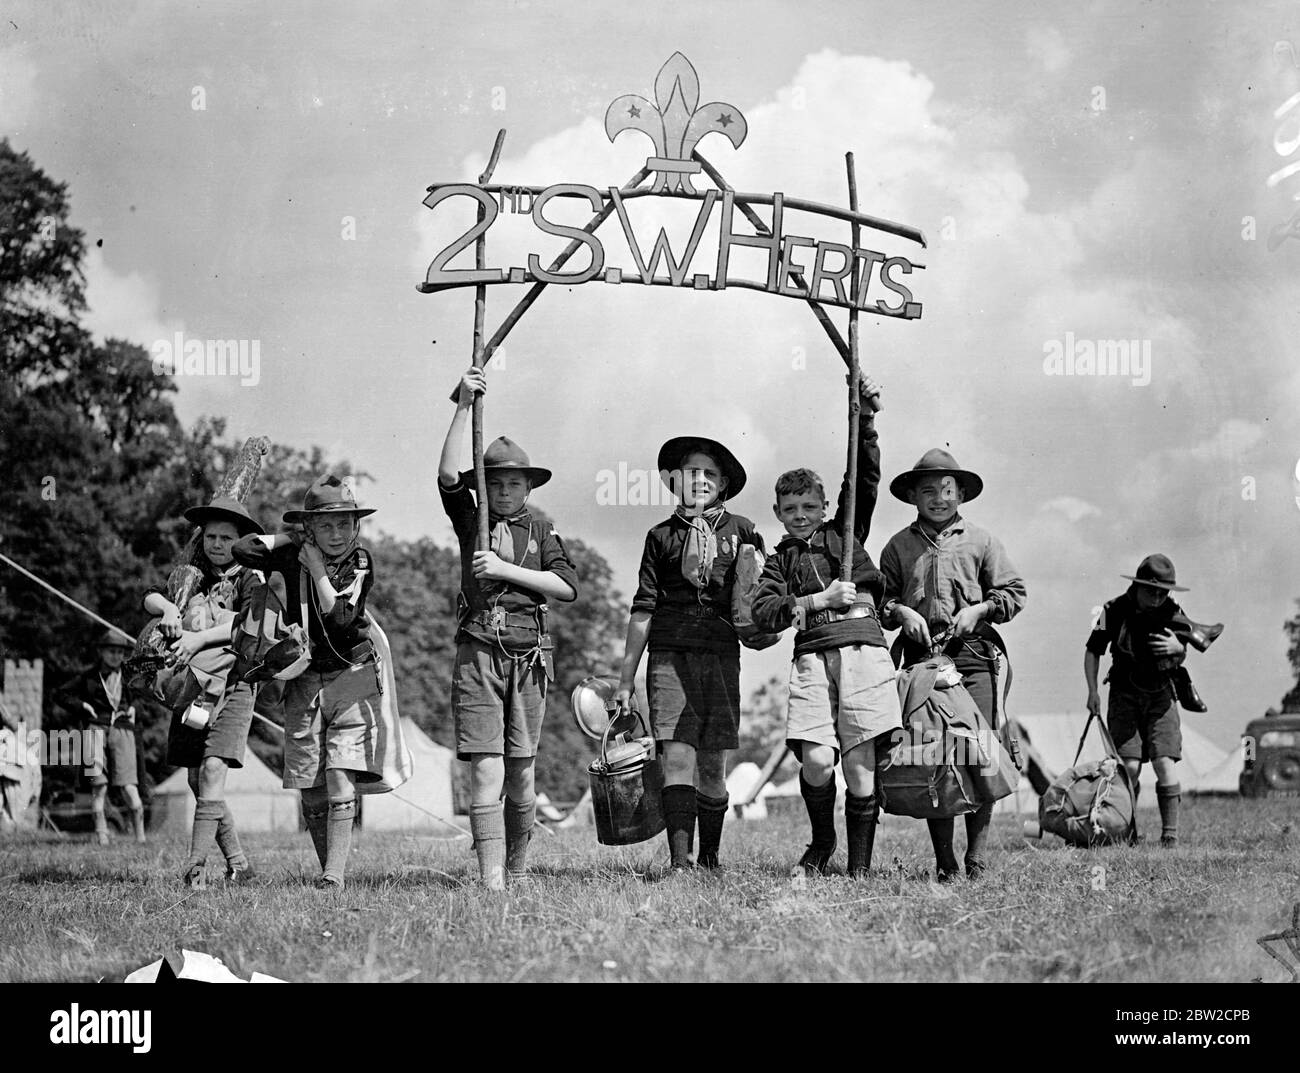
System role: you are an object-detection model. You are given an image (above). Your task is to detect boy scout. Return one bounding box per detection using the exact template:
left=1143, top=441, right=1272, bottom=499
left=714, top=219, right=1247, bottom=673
left=880, top=449, right=1027, bottom=881
left=232, top=475, right=391, bottom=889
left=439, top=368, right=578, bottom=891
left=614, top=433, right=765, bottom=872
left=1085, top=554, right=1223, bottom=846
left=55, top=630, right=147, bottom=846
left=752, top=377, right=900, bottom=879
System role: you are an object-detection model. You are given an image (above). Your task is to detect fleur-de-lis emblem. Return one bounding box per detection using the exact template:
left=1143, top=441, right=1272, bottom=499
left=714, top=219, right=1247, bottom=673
left=605, top=52, right=748, bottom=193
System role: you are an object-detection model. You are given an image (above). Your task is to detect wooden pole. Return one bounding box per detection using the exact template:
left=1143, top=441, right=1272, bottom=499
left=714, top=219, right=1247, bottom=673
left=841, top=152, right=862, bottom=582
left=472, top=129, right=507, bottom=550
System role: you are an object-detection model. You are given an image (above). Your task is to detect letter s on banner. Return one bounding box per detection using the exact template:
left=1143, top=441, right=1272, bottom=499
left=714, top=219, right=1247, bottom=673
left=528, top=185, right=606, bottom=284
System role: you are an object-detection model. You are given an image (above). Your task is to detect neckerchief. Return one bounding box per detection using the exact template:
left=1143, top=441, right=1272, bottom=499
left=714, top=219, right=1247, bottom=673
left=100, top=671, right=122, bottom=712
left=675, top=504, right=726, bottom=589
left=489, top=510, right=531, bottom=563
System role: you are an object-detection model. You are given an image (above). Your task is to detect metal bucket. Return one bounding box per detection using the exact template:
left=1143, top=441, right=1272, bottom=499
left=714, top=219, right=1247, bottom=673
left=588, top=707, right=665, bottom=846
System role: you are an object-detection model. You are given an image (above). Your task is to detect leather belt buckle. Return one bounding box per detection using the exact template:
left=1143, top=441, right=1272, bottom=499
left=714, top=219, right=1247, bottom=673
left=488, top=607, right=507, bottom=631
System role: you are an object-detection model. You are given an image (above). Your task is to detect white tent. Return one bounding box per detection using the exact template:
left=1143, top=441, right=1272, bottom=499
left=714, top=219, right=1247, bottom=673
left=994, top=713, right=1242, bottom=813
left=152, top=749, right=300, bottom=833
left=360, top=717, right=459, bottom=833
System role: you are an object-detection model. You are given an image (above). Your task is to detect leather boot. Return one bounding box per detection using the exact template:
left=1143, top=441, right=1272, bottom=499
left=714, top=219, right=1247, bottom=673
left=1186, top=621, right=1223, bottom=653
left=1172, top=667, right=1207, bottom=712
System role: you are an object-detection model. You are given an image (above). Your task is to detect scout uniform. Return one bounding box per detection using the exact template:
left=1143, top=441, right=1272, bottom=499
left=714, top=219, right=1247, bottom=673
left=54, top=629, right=146, bottom=845
left=232, top=475, right=392, bottom=887
left=440, top=437, right=578, bottom=880
left=1086, top=554, right=1222, bottom=845
left=630, top=435, right=764, bottom=869
left=880, top=449, right=1027, bottom=881
left=752, top=410, right=901, bottom=877
left=147, top=497, right=264, bottom=885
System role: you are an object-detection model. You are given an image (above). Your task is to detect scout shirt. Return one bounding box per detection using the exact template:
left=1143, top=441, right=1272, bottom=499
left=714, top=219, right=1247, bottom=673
left=439, top=478, right=579, bottom=657
left=631, top=510, right=765, bottom=655
left=54, top=666, right=139, bottom=728
left=879, top=514, right=1026, bottom=656
left=751, top=413, right=887, bottom=657
left=231, top=535, right=374, bottom=672
left=1086, top=588, right=1193, bottom=693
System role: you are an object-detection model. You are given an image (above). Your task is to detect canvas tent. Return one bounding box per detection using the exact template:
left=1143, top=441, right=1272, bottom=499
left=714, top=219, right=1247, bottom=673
left=152, top=748, right=300, bottom=833
left=359, top=718, right=459, bottom=834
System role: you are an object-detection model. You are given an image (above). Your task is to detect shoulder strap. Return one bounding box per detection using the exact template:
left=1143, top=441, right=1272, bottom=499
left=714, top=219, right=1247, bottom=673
left=299, top=566, right=310, bottom=633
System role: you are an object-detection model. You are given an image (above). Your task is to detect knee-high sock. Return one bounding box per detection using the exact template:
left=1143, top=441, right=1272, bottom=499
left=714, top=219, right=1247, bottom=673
left=662, top=785, right=697, bottom=868
left=323, top=799, right=356, bottom=884
left=504, top=795, right=536, bottom=876
left=695, top=791, right=729, bottom=869
left=800, top=772, right=838, bottom=851
left=470, top=802, right=506, bottom=885
left=927, top=817, right=960, bottom=876
left=964, top=801, right=993, bottom=869
left=187, top=798, right=224, bottom=869
left=215, top=803, right=247, bottom=869
left=1157, top=782, right=1181, bottom=841
left=302, top=803, right=329, bottom=870
left=845, top=792, right=879, bottom=876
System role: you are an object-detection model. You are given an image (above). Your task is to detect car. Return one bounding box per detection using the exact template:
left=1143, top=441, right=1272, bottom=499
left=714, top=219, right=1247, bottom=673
left=1239, top=711, right=1300, bottom=797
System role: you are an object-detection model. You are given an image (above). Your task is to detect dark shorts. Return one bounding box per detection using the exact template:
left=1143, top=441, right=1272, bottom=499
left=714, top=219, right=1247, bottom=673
left=452, top=640, right=548, bottom=760
left=647, top=649, right=740, bottom=751
left=166, top=682, right=254, bottom=769
left=1108, top=684, right=1181, bottom=762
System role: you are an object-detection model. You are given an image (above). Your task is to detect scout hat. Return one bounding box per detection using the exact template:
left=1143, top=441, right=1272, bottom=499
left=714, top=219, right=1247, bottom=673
left=458, top=436, right=552, bottom=488
left=1121, top=553, right=1188, bottom=592
left=657, top=436, right=747, bottom=499
left=96, top=627, right=134, bottom=650
left=282, top=475, right=376, bottom=523
left=889, top=448, right=984, bottom=503
left=183, top=496, right=264, bottom=537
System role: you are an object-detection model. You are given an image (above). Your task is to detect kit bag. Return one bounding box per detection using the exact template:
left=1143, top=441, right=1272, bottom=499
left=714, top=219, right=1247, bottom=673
left=877, top=658, right=980, bottom=819
left=731, top=543, right=782, bottom=650
left=1038, top=713, right=1136, bottom=846
left=962, top=641, right=1021, bottom=804
left=231, top=569, right=312, bottom=684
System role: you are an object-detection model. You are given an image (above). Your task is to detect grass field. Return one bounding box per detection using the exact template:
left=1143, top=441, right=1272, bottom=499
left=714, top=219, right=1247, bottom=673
left=1, top=796, right=1297, bottom=983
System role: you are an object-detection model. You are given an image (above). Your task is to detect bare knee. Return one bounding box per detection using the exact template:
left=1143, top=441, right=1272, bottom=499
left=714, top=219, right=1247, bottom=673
left=470, top=755, right=505, bottom=805
left=504, top=757, right=535, bottom=801
left=695, top=749, right=727, bottom=797
left=198, top=756, right=228, bottom=798
left=661, top=741, right=695, bottom=785
left=325, top=768, right=356, bottom=804
left=800, top=745, right=837, bottom=787
left=842, top=740, right=877, bottom=796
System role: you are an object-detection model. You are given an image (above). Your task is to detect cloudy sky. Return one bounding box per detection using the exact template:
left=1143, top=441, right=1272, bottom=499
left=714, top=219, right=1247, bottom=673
left=4, top=0, right=1299, bottom=752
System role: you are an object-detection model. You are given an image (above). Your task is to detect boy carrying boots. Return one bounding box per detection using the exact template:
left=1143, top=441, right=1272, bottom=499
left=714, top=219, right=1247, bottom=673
left=614, top=434, right=766, bottom=873
left=56, top=631, right=148, bottom=847
left=1084, top=553, right=1223, bottom=847
left=439, top=368, right=578, bottom=891
left=752, top=377, right=901, bottom=879
left=880, top=450, right=1027, bottom=881
left=233, top=475, right=393, bottom=889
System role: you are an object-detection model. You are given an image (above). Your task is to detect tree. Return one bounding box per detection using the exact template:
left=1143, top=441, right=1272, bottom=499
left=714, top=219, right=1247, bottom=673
left=1281, top=599, right=1300, bottom=712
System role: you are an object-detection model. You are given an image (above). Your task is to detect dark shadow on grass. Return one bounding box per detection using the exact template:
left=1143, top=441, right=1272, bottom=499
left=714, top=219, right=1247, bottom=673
left=13, top=866, right=151, bottom=886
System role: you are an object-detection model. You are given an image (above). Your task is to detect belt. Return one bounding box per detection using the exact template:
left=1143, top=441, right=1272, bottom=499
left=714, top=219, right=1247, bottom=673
left=310, top=641, right=374, bottom=670
left=666, top=604, right=722, bottom=620
left=465, top=608, right=545, bottom=632
left=804, top=602, right=878, bottom=629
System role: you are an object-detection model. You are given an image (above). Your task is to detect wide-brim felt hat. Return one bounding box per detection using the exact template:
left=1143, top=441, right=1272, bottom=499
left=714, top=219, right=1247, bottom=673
left=889, top=448, right=984, bottom=503
left=1122, top=553, right=1188, bottom=592
left=657, top=436, right=747, bottom=499
left=183, top=496, right=264, bottom=537
left=96, top=627, right=134, bottom=650
left=458, top=436, right=551, bottom=488
left=282, top=475, right=377, bottom=523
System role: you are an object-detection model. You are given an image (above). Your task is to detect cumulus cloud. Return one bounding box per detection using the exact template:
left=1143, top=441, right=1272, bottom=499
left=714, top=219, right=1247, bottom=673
left=81, top=247, right=184, bottom=349
left=1043, top=495, right=1101, bottom=522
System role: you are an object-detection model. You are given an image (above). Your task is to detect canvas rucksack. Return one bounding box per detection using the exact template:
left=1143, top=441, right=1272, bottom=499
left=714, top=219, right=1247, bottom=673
left=877, top=657, right=981, bottom=819
left=1037, top=712, right=1136, bottom=846
left=231, top=569, right=312, bottom=684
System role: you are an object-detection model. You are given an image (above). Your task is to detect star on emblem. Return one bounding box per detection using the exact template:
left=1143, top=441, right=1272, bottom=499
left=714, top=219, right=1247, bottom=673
left=1256, top=902, right=1300, bottom=981
left=627, top=104, right=640, bottom=118
left=718, top=112, right=733, bottom=127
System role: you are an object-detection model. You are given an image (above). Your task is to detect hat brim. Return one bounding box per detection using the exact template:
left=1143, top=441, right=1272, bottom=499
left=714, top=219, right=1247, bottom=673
left=657, top=436, right=747, bottom=499
left=97, top=637, right=135, bottom=650
left=183, top=504, right=265, bottom=536
left=458, top=465, right=552, bottom=489
left=889, top=469, right=984, bottom=503
left=283, top=506, right=377, bottom=524
left=1121, top=575, right=1189, bottom=592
